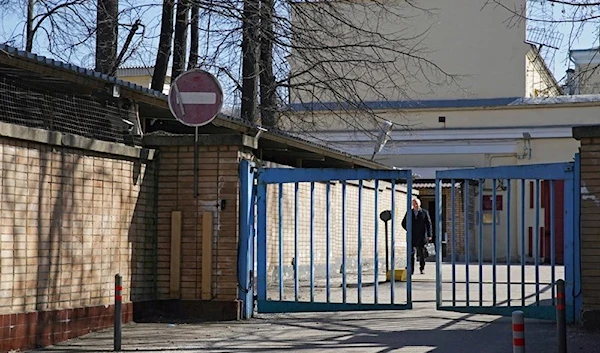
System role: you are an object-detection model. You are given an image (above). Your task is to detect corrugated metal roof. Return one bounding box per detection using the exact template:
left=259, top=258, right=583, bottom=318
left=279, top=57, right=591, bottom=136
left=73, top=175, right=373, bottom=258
left=287, top=94, right=600, bottom=112
left=115, top=66, right=173, bottom=78
left=0, top=44, right=167, bottom=99
left=0, top=44, right=390, bottom=170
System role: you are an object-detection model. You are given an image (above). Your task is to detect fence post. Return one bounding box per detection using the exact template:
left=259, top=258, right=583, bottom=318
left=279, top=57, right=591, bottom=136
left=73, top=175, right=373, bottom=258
left=114, top=274, right=122, bottom=351
left=557, top=279, right=567, bottom=353
left=512, top=310, right=525, bottom=353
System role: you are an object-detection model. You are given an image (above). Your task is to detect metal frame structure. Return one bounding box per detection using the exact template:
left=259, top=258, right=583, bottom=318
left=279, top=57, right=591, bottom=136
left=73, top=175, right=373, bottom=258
left=434, top=160, right=581, bottom=323
left=254, top=168, right=414, bottom=313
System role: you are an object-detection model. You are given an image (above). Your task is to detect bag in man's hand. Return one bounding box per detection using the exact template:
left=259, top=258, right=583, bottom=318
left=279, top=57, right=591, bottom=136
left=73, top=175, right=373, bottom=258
left=424, top=243, right=435, bottom=257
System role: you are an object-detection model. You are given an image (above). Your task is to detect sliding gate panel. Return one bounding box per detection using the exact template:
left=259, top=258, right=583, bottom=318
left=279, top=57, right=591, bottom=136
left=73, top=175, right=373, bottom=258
left=256, top=168, right=414, bottom=313
left=434, top=161, right=581, bottom=323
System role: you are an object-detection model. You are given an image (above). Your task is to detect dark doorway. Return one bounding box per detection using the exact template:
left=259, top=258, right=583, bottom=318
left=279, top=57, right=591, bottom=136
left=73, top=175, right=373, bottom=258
left=420, top=195, right=446, bottom=247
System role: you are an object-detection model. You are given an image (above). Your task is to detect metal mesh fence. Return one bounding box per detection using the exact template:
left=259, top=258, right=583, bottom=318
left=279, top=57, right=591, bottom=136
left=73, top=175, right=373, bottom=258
left=0, top=75, right=139, bottom=145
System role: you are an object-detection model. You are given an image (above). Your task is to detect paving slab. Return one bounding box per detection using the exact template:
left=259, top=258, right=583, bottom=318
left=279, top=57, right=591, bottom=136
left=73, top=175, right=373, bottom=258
left=29, top=264, right=599, bottom=353
left=30, top=304, right=600, bottom=353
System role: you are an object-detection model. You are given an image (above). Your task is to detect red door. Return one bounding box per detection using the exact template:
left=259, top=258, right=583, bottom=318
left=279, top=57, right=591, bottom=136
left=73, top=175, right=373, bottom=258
left=542, top=180, right=564, bottom=264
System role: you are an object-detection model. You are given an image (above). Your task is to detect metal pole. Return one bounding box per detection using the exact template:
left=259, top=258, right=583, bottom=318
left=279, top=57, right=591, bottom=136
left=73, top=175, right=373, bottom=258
left=114, top=274, right=122, bottom=351
left=194, top=126, right=199, bottom=198
left=512, top=310, right=525, bottom=353
left=557, top=279, right=567, bottom=353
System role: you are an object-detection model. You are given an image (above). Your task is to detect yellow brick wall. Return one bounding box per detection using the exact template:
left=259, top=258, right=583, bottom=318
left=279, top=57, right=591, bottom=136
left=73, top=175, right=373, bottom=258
left=0, top=137, right=156, bottom=315
left=578, top=137, right=600, bottom=311
left=155, top=145, right=241, bottom=301
left=265, top=180, right=412, bottom=282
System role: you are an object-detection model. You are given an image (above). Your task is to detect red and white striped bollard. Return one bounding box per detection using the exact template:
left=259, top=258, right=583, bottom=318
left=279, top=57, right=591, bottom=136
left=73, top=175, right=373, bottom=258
left=512, top=310, right=525, bottom=353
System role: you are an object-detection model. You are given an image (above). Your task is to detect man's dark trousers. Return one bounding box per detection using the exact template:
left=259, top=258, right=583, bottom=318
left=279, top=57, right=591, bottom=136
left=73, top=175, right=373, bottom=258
left=411, top=246, right=426, bottom=275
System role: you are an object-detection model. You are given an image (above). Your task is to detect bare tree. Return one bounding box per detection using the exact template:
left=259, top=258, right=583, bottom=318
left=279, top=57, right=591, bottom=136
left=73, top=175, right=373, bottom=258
left=259, top=0, right=277, bottom=127
left=1, top=0, right=151, bottom=70
left=95, top=0, right=118, bottom=74
left=172, top=0, right=190, bottom=79
left=3, top=0, right=457, bottom=139
left=26, top=0, right=34, bottom=51
left=152, top=0, right=175, bottom=91
left=268, top=1, right=458, bottom=139
left=188, top=3, right=199, bottom=70
left=240, top=0, right=260, bottom=123
left=488, top=0, right=600, bottom=93
left=166, top=0, right=457, bottom=134
left=113, top=19, right=142, bottom=75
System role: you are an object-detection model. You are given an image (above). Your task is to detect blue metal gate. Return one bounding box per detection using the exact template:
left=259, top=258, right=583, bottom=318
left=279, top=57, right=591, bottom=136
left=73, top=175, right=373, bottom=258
left=254, top=167, right=415, bottom=312
left=434, top=159, right=581, bottom=323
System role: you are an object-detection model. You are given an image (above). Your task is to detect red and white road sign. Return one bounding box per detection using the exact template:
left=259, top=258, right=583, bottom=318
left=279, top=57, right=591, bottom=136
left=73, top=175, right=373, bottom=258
left=168, top=69, right=223, bottom=127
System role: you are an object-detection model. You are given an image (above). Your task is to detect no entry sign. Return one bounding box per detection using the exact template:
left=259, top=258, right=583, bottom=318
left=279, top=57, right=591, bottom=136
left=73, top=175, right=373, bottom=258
left=168, top=69, right=223, bottom=127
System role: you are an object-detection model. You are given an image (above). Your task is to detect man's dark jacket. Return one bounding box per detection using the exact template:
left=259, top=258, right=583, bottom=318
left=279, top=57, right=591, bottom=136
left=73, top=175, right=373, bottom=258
left=401, top=208, right=433, bottom=247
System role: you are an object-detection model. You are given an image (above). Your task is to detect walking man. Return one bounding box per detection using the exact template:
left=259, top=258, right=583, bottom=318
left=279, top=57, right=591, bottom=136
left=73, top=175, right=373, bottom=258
left=402, top=197, right=433, bottom=275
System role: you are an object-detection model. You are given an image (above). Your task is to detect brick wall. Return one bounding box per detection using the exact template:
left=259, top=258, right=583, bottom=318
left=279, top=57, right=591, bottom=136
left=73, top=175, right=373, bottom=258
left=265, top=180, right=412, bottom=284
left=418, top=186, right=470, bottom=259
left=573, top=127, right=600, bottom=328
left=153, top=144, right=243, bottom=319
left=0, top=136, right=156, bottom=351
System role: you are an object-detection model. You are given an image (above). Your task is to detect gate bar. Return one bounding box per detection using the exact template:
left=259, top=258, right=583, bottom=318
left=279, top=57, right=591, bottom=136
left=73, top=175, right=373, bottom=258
left=451, top=180, right=456, bottom=306
left=342, top=181, right=347, bottom=304
left=507, top=179, right=512, bottom=306
left=257, top=181, right=267, bottom=303
left=358, top=180, right=363, bottom=304
left=391, top=180, right=396, bottom=303
left=374, top=180, right=379, bottom=304
left=294, top=182, right=299, bottom=302
left=564, top=166, right=575, bottom=322
left=478, top=179, right=484, bottom=306
left=521, top=179, right=526, bottom=307
left=435, top=178, right=443, bottom=307
left=465, top=181, right=470, bottom=305
left=493, top=179, right=498, bottom=306
left=550, top=180, right=556, bottom=305
left=326, top=182, right=331, bottom=303
left=310, top=182, right=315, bottom=302
left=278, top=183, right=284, bottom=300
left=535, top=179, right=540, bottom=305
left=406, top=177, right=413, bottom=306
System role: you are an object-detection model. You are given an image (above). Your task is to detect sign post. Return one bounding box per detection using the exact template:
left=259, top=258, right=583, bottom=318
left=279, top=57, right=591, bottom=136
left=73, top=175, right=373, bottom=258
left=168, top=69, right=223, bottom=197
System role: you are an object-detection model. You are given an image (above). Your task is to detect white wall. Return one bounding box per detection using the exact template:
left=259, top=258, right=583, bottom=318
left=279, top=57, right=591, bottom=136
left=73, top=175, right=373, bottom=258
left=289, top=0, right=529, bottom=103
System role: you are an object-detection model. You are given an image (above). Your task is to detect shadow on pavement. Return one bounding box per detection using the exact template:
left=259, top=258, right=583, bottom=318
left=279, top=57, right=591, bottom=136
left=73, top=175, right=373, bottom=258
left=30, top=310, right=600, bottom=353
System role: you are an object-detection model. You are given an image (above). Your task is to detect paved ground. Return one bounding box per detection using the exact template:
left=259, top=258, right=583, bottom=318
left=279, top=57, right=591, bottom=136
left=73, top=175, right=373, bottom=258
left=31, top=264, right=600, bottom=353
left=271, top=263, right=564, bottom=306
left=31, top=306, right=600, bottom=353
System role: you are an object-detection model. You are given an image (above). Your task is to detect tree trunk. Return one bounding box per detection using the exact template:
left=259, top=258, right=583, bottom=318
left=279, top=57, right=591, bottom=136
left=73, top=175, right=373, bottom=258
left=151, top=0, right=175, bottom=92
left=26, top=0, right=35, bottom=52
left=188, top=4, right=199, bottom=70
left=259, top=0, right=277, bottom=127
left=172, top=0, right=190, bottom=80
left=112, top=19, right=141, bottom=75
left=95, top=0, right=118, bottom=74
left=240, top=0, right=260, bottom=123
